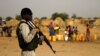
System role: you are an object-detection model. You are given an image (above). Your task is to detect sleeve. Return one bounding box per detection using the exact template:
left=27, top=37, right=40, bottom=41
left=20, top=23, right=35, bottom=43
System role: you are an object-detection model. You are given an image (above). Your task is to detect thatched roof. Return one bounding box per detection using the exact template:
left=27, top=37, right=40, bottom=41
left=6, top=19, right=19, bottom=27
left=54, top=17, right=65, bottom=28
left=94, top=19, right=100, bottom=25
left=41, top=18, right=53, bottom=26
left=65, top=18, right=74, bottom=26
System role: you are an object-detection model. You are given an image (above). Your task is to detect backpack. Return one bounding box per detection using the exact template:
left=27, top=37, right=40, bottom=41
left=16, top=21, right=41, bottom=51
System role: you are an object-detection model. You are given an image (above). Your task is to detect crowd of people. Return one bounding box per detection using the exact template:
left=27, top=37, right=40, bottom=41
left=0, top=26, right=12, bottom=37
left=47, top=21, right=92, bottom=42
left=65, top=25, right=78, bottom=41
left=65, top=24, right=92, bottom=41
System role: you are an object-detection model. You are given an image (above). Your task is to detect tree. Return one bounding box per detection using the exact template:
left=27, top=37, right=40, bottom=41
left=6, top=16, right=13, bottom=21
left=0, top=17, right=2, bottom=25
left=72, top=14, right=77, bottom=19
left=41, top=17, right=47, bottom=20
left=59, top=13, right=69, bottom=21
left=51, top=12, right=59, bottom=20
left=77, top=17, right=83, bottom=19
left=88, top=17, right=91, bottom=21
left=15, top=15, right=22, bottom=21
left=51, top=12, right=69, bottom=21
left=94, top=17, right=100, bottom=20
left=0, top=17, right=2, bottom=21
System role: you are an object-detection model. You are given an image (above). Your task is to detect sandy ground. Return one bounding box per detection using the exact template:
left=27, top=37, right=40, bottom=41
left=0, top=21, right=100, bottom=56
left=0, top=36, right=100, bottom=56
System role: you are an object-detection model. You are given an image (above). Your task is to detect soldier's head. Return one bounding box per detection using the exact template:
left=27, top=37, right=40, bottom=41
left=21, top=8, right=33, bottom=21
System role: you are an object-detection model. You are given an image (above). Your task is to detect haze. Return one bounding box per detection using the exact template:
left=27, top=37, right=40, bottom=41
left=0, top=0, right=100, bottom=18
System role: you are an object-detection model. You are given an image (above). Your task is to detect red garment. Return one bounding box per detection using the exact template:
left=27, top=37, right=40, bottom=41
left=68, top=27, right=72, bottom=33
left=86, top=27, right=90, bottom=34
left=49, top=22, right=54, bottom=29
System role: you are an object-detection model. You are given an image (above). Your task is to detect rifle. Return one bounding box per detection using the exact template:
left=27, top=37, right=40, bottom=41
left=27, top=21, right=56, bottom=54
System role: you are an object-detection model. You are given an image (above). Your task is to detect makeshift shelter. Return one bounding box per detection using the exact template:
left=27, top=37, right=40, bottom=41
left=54, top=17, right=65, bottom=28
left=94, top=19, right=100, bottom=26
left=65, top=18, right=74, bottom=26
left=41, top=18, right=53, bottom=26
left=6, top=19, right=19, bottom=29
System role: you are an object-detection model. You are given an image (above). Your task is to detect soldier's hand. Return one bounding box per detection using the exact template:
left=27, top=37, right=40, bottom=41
left=31, top=28, right=39, bottom=34
left=40, top=35, right=44, bottom=41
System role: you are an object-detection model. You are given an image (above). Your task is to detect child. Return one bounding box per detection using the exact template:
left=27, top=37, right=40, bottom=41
left=86, top=24, right=91, bottom=41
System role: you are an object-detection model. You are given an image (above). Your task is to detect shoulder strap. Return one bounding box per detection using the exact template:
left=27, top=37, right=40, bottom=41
left=26, top=21, right=37, bottom=31
left=18, top=21, right=27, bottom=26
left=27, top=21, right=36, bottom=29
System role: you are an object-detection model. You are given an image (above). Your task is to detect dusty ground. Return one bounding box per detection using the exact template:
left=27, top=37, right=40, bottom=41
left=0, top=36, right=100, bottom=56
left=0, top=19, right=100, bottom=56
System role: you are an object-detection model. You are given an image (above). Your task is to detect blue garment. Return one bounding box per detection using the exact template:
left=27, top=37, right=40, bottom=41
left=50, top=29, right=55, bottom=36
left=72, top=28, right=75, bottom=33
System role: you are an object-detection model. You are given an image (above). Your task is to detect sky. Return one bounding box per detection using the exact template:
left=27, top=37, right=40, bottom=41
left=0, top=0, right=100, bottom=18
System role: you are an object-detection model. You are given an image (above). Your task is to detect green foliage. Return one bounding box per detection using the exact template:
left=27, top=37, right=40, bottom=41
left=88, top=17, right=91, bottom=20
left=0, top=17, right=2, bottom=25
left=15, top=15, right=22, bottom=21
left=72, top=14, right=77, bottom=19
left=0, top=17, right=2, bottom=20
left=41, top=17, right=47, bottom=20
left=94, top=17, right=100, bottom=20
left=51, top=12, right=69, bottom=21
left=77, top=17, right=83, bottom=19
left=51, top=12, right=59, bottom=20
left=6, top=16, right=13, bottom=21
